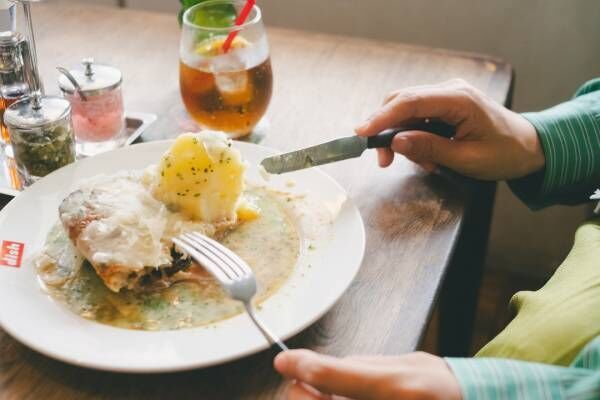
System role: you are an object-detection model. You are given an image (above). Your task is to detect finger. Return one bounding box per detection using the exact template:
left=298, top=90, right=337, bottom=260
left=355, top=87, right=473, bottom=137
left=382, top=87, right=429, bottom=106
left=376, top=148, right=394, bottom=167
left=275, top=350, right=387, bottom=399
left=396, top=139, right=438, bottom=173
left=416, top=161, right=438, bottom=173
left=382, top=81, right=463, bottom=105
left=391, top=131, right=464, bottom=171
left=382, top=90, right=400, bottom=106
left=346, top=355, right=405, bottom=365
left=287, top=381, right=330, bottom=400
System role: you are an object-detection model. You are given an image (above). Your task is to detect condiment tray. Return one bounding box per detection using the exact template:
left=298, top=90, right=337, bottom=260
left=0, top=111, right=156, bottom=197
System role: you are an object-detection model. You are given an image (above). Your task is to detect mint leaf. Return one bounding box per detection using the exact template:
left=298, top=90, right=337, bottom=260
left=179, top=0, right=236, bottom=27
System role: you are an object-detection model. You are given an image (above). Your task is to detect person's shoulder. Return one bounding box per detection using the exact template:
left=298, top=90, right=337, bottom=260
left=574, top=78, right=600, bottom=98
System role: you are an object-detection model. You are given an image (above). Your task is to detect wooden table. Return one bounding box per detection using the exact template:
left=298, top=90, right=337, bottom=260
left=0, top=1, right=513, bottom=398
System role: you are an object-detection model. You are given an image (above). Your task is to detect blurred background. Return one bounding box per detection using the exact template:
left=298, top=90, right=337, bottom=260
left=79, top=1, right=599, bottom=289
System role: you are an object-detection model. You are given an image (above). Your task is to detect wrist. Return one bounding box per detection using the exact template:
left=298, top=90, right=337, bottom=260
left=441, top=359, right=463, bottom=400
left=515, top=112, right=546, bottom=176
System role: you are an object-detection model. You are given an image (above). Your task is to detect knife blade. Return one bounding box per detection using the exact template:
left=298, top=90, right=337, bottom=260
left=260, top=120, right=455, bottom=174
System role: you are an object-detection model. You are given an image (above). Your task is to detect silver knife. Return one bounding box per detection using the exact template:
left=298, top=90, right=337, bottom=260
left=260, top=120, right=455, bottom=174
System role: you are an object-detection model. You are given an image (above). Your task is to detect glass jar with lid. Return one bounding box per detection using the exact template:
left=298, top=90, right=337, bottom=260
left=0, top=31, right=35, bottom=150
left=58, top=58, right=125, bottom=157
left=4, top=93, right=76, bottom=186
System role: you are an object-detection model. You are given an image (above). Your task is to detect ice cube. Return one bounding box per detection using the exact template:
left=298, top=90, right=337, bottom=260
left=215, top=70, right=249, bottom=94
left=211, top=53, right=254, bottom=106
left=214, top=70, right=252, bottom=106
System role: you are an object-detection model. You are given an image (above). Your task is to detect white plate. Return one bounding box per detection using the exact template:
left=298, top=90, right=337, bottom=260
left=0, top=140, right=365, bottom=373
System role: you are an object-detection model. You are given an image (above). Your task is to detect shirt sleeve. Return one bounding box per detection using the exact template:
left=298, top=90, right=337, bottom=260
left=445, top=337, right=600, bottom=400
left=508, top=78, right=600, bottom=209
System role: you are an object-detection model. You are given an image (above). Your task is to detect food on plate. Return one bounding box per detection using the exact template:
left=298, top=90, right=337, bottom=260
left=58, top=131, right=246, bottom=292
left=150, top=131, right=248, bottom=222
left=35, top=131, right=308, bottom=330
left=58, top=172, right=212, bottom=292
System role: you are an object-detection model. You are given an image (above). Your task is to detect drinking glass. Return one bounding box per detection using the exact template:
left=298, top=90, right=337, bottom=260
left=180, top=0, right=272, bottom=138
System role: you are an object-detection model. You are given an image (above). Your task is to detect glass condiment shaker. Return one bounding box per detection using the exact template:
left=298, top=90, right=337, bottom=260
left=0, top=0, right=16, bottom=33
left=4, top=93, right=76, bottom=186
left=58, top=58, right=125, bottom=157
left=0, top=31, right=34, bottom=151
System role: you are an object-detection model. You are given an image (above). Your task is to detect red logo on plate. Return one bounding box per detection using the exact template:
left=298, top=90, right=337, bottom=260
left=0, top=241, right=25, bottom=268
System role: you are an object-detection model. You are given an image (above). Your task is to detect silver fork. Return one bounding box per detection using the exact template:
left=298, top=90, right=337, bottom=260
left=172, top=232, right=289, bottom=352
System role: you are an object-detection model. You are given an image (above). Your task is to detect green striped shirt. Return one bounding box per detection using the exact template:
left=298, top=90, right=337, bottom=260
left=446, top=79, right=600, bottom=399
left=446, top=336, right=600, bottom=400
left=509, top=78, right=600, bottom=209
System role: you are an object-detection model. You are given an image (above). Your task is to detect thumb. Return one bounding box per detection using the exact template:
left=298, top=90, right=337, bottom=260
left=274, top=349, right=388, bottom=399
left=391, top=131, right=463, bottom=170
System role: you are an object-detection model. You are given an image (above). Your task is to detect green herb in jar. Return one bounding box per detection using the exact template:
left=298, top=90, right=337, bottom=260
left=11, top=123, right=76, bottom=180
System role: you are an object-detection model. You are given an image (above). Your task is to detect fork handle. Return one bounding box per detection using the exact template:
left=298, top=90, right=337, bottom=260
left=244, top=302, right=289, bottom=352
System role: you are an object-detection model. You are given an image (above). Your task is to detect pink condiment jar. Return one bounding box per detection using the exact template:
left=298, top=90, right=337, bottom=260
left=58, top=58, right=125, bottom=157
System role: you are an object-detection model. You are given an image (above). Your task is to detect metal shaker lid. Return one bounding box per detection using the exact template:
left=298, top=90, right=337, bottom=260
left=4, top=93, right=71, bottom=129
left=0, top=31, right=24, bottom=73
left=0, top=0, right=16, bottom=33
left=0, top=30, right=23, bottom=48
left=58, top=57, right=122, bottom=96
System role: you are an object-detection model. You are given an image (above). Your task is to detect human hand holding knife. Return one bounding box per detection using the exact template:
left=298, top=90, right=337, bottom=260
left=262, top=79, right=544, bottom=181
left=260, top=119, right=455, bottom=174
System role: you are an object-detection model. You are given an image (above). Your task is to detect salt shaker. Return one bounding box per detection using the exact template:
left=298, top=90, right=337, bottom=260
left=58, top=58, right=125, bottom=157
left=4, top=93, right=75, bottom=185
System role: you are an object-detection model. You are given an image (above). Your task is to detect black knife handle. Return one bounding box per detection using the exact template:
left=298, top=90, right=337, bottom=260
left=366, top=120, right=455, bottom=149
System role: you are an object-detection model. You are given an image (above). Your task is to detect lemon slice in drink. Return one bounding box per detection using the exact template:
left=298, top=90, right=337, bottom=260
left=195, top=36, right=251, bottom=57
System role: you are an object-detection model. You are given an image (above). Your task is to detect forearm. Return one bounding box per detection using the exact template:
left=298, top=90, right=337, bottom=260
left=446, top=344, right=600, bottom=400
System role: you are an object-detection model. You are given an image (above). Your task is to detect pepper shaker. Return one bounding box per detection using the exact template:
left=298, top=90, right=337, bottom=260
left=58, top=58, right=125, bottom=157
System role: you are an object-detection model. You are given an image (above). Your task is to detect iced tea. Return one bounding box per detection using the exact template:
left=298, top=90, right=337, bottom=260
left=180, top=1, right=272, bottom=138
left=180, top=57, right=272, bottom=135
